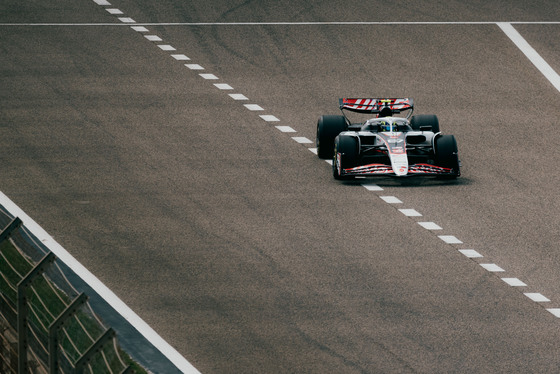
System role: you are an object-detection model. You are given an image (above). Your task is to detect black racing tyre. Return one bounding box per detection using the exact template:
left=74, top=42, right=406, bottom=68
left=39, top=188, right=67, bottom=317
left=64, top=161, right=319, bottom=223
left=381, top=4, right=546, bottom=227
left=410, top=114, right=440, bottom=133
left=316, top=115, right=348, bottom=159
left=333, top=135, right=358, bottom=180
left=435, top=135, right=460, bottom=178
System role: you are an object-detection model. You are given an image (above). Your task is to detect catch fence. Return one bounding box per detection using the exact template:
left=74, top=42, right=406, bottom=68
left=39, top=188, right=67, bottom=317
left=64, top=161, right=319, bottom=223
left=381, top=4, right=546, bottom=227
left=0, top=205, right=143, bottom=374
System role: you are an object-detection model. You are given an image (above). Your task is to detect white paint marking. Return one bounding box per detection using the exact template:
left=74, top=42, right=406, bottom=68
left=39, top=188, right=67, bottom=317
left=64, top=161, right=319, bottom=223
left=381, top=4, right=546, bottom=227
left=547, top=309, right=560, bottom=318
left=380, top=196, right=402, bottom=204
left=480, top=263, right=505, bottom=272
left=0, top=192, right=201, bottom=374
left=157, top=45, right=176, bottom=51
left=438, top=235, right=463, bottom=244
left=498, top=23, right=560, bottom=93
left=106, top=8, right=123, bottom=15
left=171, top=54, right=190, bottom=60
left=275, top=126, right=296, bottom=133
left=229, top=93, right=248, bottom=100
left=325, top=159, right=333, bottom=165
left=185, top=64, right=203, bottom=70
left=292, top=137, right=313, bottom=144
left=418, top=222, right=442, bottom=230
left=362, top=183, right=383, bottom=191
left=144, top=35, right=162, bottom=42
left=200, top=73, right=218, bottom=80
left=399, top=209, right=422, bottom=217
left=260, top=115, right=280, bottom=122
left=459, top=249, right=483, bottom=258
left=93, top=0, right=111, bottom=5
left=118, top=17, right=135, bottom=23
left=308, top=148, right=318, bottom=155
left=214, top=83, right=233, bottom=90
left=502, top=278, right=527, bottom=287
left=525, top=293, right=550, bottom=302
left=131, top=26, right=149, bottom=32
left=244, top=104, right=264, bottom=111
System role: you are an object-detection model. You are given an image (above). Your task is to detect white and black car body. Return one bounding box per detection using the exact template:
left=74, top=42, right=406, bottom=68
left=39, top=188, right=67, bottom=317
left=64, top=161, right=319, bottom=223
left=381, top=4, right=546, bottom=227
left=316, top=98, right=460, bottom=180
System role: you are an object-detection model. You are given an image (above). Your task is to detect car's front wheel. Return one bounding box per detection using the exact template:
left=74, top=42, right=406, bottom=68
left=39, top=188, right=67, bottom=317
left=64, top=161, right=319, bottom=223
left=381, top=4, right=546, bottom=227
left=333, top=135, right=358, bottom=180
left=435, top=135, right=460, bottom=178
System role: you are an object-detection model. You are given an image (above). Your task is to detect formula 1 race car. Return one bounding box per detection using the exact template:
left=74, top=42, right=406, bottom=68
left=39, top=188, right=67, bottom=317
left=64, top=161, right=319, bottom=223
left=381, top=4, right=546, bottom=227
left=316, top=98, right=460, bottom=179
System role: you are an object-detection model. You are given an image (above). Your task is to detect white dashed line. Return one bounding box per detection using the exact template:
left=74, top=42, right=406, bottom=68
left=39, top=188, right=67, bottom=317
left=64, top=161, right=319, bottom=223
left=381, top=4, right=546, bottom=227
left=525, top=293, right=551, bottom=302
left=131, top=26, right=149, bottom=32
left=171, top=54, right=190, bottom=60
left=399, top=209, right=422, bottom=217
left=145, top=35, right=162, bottom=42
left=502, top=278, right=527, bottom=287
left=200, top=73, right=218, bottom=80
left=418, top=222, right=442, bottom=230
left=362, top=183, right=383, bottom=191
left=308, top=148, right=318, bottom=155
left=158, top=45, right=176, bottom=51
left=118, top=17, right=135, bottom=23
left=480, top=263, right=505, bottom=272
left=244, top=104, right=264, bottom=111
left=185, top=64, right=203, bottom=70
left=275, top=126, right=296, bottom=133
left=438, top=235, right=463, bottom=244
left=292, top=137, right=313, bottom=144
left=93, top=0, right=111, bottom=5
left=547, top=309, right=560, bottom=318
left=214, top=83, right=233, bottom=90
left=380, top=196, right=402, bottom=204
left=260, top=115, right=280, bottom=122
left=106, top=8, right=123, bottom=15
left=459, top=249, right=483, bottom=258
left=229, top=93, right=248, bottom=100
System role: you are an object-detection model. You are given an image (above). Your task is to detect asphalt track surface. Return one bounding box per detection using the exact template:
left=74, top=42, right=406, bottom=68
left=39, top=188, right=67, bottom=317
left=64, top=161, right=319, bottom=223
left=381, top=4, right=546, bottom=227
left=2, top=1, right=560, bottom=373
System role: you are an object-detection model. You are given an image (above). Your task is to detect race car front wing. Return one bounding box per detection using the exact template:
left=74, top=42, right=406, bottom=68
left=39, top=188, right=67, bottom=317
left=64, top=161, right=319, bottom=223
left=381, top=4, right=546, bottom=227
left=343, top=163, right=456, bottom=177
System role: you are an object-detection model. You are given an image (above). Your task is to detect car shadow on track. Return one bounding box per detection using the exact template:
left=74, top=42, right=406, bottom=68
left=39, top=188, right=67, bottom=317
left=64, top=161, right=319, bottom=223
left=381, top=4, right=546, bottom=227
left=339, top=176, right=472, bottom=188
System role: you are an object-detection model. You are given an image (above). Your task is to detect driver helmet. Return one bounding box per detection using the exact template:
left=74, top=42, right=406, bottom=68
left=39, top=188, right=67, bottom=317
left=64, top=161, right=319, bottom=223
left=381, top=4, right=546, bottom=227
left=379, top=121, right=391, bottom=132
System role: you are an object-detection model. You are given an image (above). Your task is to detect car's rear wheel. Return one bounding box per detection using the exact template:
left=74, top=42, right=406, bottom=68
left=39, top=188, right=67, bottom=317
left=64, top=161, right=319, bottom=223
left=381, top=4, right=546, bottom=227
left=316, top=115, right=348, bottom=159
left=333, top=135, right=358, bottom=180
left=435, top=135, right=460, bottom=178
left=410, top=114, right=440, bottom=133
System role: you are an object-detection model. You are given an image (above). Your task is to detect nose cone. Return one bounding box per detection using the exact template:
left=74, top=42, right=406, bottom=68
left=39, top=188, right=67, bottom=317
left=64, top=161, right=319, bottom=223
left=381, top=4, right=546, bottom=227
left=390, top=153, right=408, bottom=176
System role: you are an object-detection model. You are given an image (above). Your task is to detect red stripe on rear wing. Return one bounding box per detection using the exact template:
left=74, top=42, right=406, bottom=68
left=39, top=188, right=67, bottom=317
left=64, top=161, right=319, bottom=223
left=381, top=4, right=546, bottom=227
left=339, top=98, right=413, bottom=113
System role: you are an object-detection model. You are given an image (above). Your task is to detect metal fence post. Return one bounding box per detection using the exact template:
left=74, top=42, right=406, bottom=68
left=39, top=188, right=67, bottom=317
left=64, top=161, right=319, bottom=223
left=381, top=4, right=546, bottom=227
left=73, top=328, right=115, bottom=373
left=48, top=293, right=88, bottom=374
left=16, top=252, right=56, bottom=374
left=0, top=217, right=22, bottom=244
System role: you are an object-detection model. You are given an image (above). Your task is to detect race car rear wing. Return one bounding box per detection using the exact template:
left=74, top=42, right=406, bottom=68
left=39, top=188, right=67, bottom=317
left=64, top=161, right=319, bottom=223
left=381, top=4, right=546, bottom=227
left=339, top=98, right=414, bottom=117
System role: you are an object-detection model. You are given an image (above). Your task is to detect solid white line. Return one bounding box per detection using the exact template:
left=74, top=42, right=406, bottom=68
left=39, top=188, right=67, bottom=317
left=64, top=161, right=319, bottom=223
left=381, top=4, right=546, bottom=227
left=498, top=23, right=560, bottom=93
left=0, top=192, right=200, bottom=374
left=4, top=21, right=560, bottom=27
